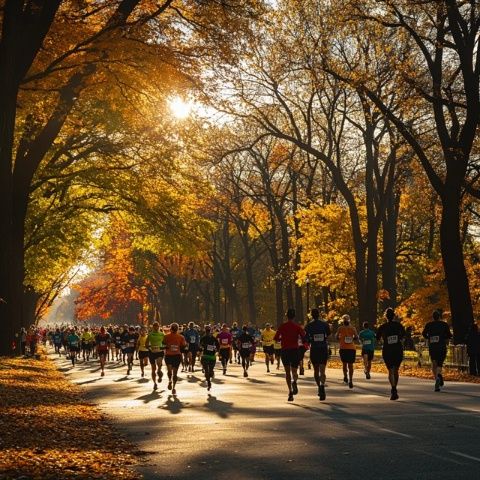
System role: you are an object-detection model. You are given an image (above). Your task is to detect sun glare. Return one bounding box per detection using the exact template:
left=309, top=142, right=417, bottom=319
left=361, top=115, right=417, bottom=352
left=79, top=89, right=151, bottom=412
left=169, top=96, right=193, bottom=119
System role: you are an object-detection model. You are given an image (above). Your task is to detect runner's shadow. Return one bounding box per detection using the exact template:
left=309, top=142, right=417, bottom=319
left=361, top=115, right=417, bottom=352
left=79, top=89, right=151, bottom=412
left=204, top=394, right=234, bottom=419
left=114, top=376, right=130, bottom=382
left=136, top=391, right=162, bottom=403
left=211, top=378, right=225, bottom=385
left=247, top=378, right=268, bottom=384
left=76, top=378, right=101, bottom=385
left=160, top=395, right=186, bottom=414
left=186, top=375, right=203, bottom=383
left=136, top=378, right=150, bottom=384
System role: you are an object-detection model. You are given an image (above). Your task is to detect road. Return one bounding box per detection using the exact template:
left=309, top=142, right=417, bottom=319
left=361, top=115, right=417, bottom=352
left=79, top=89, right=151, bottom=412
left=52, top=353, right=480, bottom=480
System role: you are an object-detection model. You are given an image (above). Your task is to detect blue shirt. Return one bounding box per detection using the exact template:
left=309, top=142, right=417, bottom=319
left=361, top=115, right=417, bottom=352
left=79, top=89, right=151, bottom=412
left=183, top=328, right=200, bottom=345
left=359, top=329, right=376, bottom=351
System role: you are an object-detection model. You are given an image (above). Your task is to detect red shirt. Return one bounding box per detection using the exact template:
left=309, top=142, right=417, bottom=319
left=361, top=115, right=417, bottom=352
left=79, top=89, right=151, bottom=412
left=274, top=321, right=305, bottom=350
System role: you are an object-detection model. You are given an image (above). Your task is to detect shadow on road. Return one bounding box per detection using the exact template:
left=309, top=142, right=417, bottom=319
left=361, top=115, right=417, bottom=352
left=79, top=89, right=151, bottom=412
left=136, top=391, right=162, bottom=403
left=160, top=395, right=188, bottom=414
left=204, top=394, right=234, bottom=418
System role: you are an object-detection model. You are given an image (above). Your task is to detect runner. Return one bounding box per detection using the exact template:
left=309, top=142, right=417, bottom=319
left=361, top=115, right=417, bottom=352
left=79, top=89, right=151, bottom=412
left=237, top=325, right=255, bottom=378
left=81, top=327, right=92, bottom=362
left=145, top=322, right=165, bottom=390
left=217, top=324, right=233, bottom=374
left=261, top=323, right=276, bottom=373
left=274, top=308, right=306, bottom=402
left=137, top=326, right=149, bottom=378
left=298, top=329, right=309, bottom=376
left=53, top=328, right=63, bottom=356
left=95, top=326, right=111, bottom=376
left=163, top=323, right=187, bottom=395
left=422, top=310, right=452, bottom=392
left=200, top=325, right=220, bottom=391
left=231, top=322, right=241, bottom=364
left=183, top=322, right=200, bottom=372
left=113, top=327, right=122, bottom=361
left=274, top=337, right=282, bottom=370
left=336, top=314, right=358, bottom=389
left=359, top=322, right=376, bottom=379
left=376, top=308, right=406, bottom=400
left=123, top=326, right=137, bottom=375
left=120, top=325, right=129, bottom=365
left=67, top=329, right=80, bottom=366
left=305, top=309, right=331, bottom=401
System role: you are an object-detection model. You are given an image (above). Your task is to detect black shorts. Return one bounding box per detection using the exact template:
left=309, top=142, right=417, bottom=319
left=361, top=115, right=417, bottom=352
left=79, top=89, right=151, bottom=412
left=429, top=346, right=447, bottom=366
left=165, top=355, right=182, bottom=368
left=240, top=348, right=251, bottom=358
left=382, top=349, right=403, bottom=369
left=274, top=349, right=281, bottom=357
left=149, top=351, right=164, bottom=364
left=362, top=349, right=374, bottom=361
left=139, top=350, right=149, bottom=360
left=263, top=345, right=274, bottom=356
left=124, top=347, right=135, bottom=354
left=98, top=349, right=108, bottom=357
left=201, top=356, right=216, bottom=368
left=281, top=349, right=300, bottom=368
left=70, top=346, right=80, bottom=352
left=340, top=349, right=356, bottom=364
left=219, top=348, right=230, bottom=360
left=310, top=347, right=329, bottom=365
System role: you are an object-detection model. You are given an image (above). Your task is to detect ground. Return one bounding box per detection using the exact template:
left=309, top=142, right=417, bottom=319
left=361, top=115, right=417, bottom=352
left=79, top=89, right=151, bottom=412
left=50, top=352, right=480, bottom=480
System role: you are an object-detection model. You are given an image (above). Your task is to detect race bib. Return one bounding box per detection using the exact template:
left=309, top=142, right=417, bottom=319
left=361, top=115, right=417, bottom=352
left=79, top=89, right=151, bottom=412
left=129, top=341, right=135, bottom=346
left=363, top=339, right=372, bottom=345
left=313, top=334, right=325, bottom=342
left=242, top=342, right=251, bottom=349
left=430, top=336, right=440, bottom=344
left=100, top=341, right=106, bottom=346
left=206, top=344, right=215, bottom=352
left=344, top=336, right=353, bottom=344
left=190, top=336, right=196, bottom=343
left=170, top=344, right=179, bottom=352
left=150, top=345, right=160, bottom=352
left=387, top=335, right=398, bottom=345
left=221, top=338, right=228, bottom=344
left=71, top=341, right=78, bottom=346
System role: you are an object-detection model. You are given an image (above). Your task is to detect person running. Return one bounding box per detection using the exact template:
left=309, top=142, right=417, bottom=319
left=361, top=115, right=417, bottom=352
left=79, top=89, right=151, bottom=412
left=305, top=309, right=331, bottom=401
left=298, top=330, right=309, bottom=376
left=145, top=322, right=165, bottom=390
left=274, top=337, right=282, bottom=370
left=376, top=308, right=405, bottom=400
left=217, top=324, right=233, bottom=375
left=123, top=326, right=137, bottom=375
left=81, top=327, right=92, bottom=362
left=422, top=310, right=452, bottom=391
left=200, top=326, right=220, bottom=391
left=67, top=329, right=80, bottom=366
left=137, top=326, right=149, bottom=378
left=336, top=314, right=358, bottom=388
left=274, top=308, right=306, bottom=402
left=183, top=322, right=200, bottom=372
left=163, top=323, right=187, bottom=395
left=53, top=328, right=63, bottom=356
left=237, top=326, right=255, bottom=378
left=95, top=326, right=111, bottom=376
left=231, top=322, right=241, bottom=364
left=120, top=325, right=130, bottom=365
left=359, top=322, right=376, bottom=379
left=261, top=323, right=276, bottom=373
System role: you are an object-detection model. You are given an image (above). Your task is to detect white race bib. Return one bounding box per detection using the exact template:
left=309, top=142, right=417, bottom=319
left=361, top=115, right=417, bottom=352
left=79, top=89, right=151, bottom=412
left=100, top=341, right=106, bottom=346
left=344, top=336, right=353, bottom=344
left=190, top=336, right=196, bottom=343
left=129, top=341, right=135, bottom=346
left=313, top=334, right=325, bottom=342
left=221, top=338, right=228, bottom=344
left=242, top=342, right=251, bottom=349
left=206, top=345, right=215, bottom=352
left=150, top=345, right=160, bottom=352
left=387, top=335, right=398, bottom=345
left=170, top=344, right=179, bottom=352
left=363, top=339, right=372, bottom=345
left=430, top=336, right=440, bottom=344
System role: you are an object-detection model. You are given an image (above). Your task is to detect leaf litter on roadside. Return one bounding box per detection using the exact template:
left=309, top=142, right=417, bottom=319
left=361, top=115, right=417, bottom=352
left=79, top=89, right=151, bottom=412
left=0, top=353, right=141, bottom=480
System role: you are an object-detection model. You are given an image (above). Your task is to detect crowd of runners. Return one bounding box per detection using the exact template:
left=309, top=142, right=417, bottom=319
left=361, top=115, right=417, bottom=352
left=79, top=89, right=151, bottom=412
left=33, top=307, right=459, bottom=402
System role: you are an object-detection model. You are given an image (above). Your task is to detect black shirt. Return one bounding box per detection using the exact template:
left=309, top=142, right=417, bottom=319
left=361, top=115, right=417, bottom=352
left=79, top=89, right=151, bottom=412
left=376, top=321, right=405, bottom=350
left=422, top=321, right=452, bottom=348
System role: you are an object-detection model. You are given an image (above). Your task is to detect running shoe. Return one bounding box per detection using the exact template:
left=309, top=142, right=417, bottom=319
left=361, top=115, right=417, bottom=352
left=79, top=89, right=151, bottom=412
left=343, top=376, right=348, bottom=384
left=319, top=385, right=326, bottom=401
left=438, top=374, right=444, bottom=386
left=348, top=381, right=353, bottom=389
left=207, top=381, right=211, bottom=391
left=292, top=381, right=298, bottom=395
left=288, top=393, right=294, bottom=402
left=243, top=370, right=248, bottom=378
left=172, top=388, right=176, bottom=395
left=168, top=381, right=172, bottom=390
left=153, top=383, right=158, bottom=391
left=435, top=378, right=441, bottom=392
left=366, top=372, right=371, bottom=379
left=390, top=388, right=399, bottom=400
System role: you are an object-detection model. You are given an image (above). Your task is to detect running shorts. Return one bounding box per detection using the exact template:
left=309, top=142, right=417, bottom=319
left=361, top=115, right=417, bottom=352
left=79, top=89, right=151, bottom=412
left=310, top=347, right=329, bottom=365
left=123, top=347, right=135, bottom=354
left=429, top=346, right=447, bottom=367
left=340, top=348, right=356, bottom=364
left=149, top=351, right=164, bottom=364
left=263, top=345, right=274, bottom=356
left=362, top=349, right=374, bottom=361
left=281, top=348, right=300, bottom=368
left=139, top=350, right=149, bottom=360
left=165, top=355, right=182, bottom=368
left=240, top=348, right=251, bottom=358
left=219, top=349, right=230, bottom=361
left=382, top=349, right=403, bottom=369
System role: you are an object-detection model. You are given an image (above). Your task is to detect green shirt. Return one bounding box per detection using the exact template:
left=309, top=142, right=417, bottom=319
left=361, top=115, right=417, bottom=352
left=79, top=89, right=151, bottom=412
left=147, top=331, right=165, bottom=351
left=359, top=329, right=376, bottom=351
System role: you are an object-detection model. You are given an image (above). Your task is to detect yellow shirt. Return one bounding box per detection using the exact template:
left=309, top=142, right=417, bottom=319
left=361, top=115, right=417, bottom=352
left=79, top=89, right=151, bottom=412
left=137, top=334, right=148, bottom=352
left=261, top=328, right=276, bottom=346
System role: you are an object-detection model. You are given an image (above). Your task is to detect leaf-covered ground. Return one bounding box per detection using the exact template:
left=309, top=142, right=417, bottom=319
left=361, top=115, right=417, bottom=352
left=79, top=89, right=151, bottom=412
left=326, top=358, right=480, bottom=383
left=0, top=353, right=140, bottom=480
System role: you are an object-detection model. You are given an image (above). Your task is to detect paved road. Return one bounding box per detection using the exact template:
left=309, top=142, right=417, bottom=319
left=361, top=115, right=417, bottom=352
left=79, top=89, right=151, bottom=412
left=52, top=354, right=480, bottom=480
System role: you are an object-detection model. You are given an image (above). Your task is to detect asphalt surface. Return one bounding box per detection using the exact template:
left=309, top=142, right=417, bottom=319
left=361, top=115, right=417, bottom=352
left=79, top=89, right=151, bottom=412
left=52, top=353, right=480, bottom=480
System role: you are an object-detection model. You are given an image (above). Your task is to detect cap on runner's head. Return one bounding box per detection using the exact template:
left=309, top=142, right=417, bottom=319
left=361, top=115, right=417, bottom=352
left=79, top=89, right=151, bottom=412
left=385, top=308, right=395, bottom=321
left=342, top=314, right=350, bottom=325
left=265, top=323, right=271, bottom=327
left=311, top=308, right=320, bottom=319
left=286, top=308, right=295, bottom=320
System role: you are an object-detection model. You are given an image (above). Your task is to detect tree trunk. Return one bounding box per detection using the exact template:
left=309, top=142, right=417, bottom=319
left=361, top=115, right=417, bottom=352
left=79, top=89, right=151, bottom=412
left=382, top=192, right=399, bottom=310
left=440, top=188, right=474, bottom=344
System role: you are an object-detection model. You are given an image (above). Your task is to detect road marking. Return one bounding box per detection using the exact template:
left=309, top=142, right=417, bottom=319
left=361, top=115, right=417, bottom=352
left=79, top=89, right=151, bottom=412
left=378, top=428, right=413, bottom=439
left=450, top=451, right=480, bottom=462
